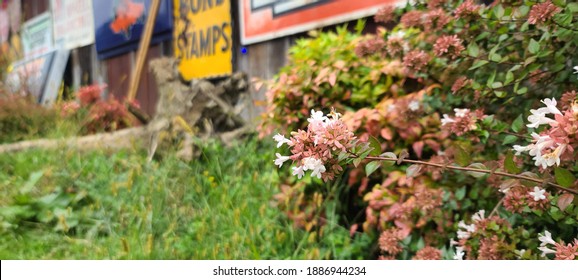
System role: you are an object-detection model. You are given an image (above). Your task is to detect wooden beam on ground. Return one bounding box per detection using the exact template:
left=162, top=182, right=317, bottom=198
left=0, top=120, right=169, bottom=154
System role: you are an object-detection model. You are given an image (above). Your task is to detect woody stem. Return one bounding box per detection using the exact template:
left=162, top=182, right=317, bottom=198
left=361, top=156, right=578, bottom=195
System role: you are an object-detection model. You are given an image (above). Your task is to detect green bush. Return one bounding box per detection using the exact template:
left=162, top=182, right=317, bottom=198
left=0, top=95, right=58, bottom=144
left=264, top=0, right=578, bottom=260
left=258, top=26, right=408, bottom=137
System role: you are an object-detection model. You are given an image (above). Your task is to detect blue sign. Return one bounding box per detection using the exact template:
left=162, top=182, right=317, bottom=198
left=92, top=0, right=173, bottom=59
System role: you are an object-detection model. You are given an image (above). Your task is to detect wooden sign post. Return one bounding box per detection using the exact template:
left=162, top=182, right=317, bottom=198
left=126, top=0, right=161, bottom=102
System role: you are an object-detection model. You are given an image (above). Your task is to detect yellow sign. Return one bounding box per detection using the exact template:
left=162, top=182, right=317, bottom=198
left=174, top=0, right=232, bottom=80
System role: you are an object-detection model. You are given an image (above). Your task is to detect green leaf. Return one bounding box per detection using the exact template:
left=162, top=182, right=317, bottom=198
left=489, top=53, right=502, bottom=62
left=368, top=136, right=381, bottom=157
left=406, top=164, right=422, bottom=178
left=549, top=207, right=564, bottom=221
left=517, top=5, right=530, bottom=16
left=552, top=0, right=566, bottom=6
left=454, top=146, right=471, bottom=167
left=509, top=64, right=521, bottom=72
left=568, top=3, right=578, bottom=13
left=528, top=39, right=540, bottom=54
left=487, top=70, right=497, bottom=86
left=494, top=91, right=506, bottom=98
left=359, top=149, right=371, bottom=160
left=380, top=152, right=397, bottom=166
left=353, top=157, right=363, bottom=168
left=488, top=44, right=500, bottom=58
left=555, top=167, right=576, bottom=187
left=467, top=42, right=480, bottom=57
left=555, top=12, right=572, bottom=26
left=520, top=21, right=530, bottom=32
left=524, top=55, right=537, bottom=66
left=480, top=130, right=490, bottom=142
left=466, top=163, right=488, bottom=178
left=502, top=135, right=518, bottom=145
left=505, top=71, right=514, bottom=84
left=469, top=60, right=489, bottom=70
left=338, top=150, right=349, bottom=161
left=494, top=4, right=505, bottom=18
left=416, top=237, right=425, bottom=251
left=540, top=31, right=551, bottom=42
left=455, top=186, right=467, bottom=200
left=471, top=81, right=482, bottom=90
left=355, top=19, right=366, bottom=35
left=482, top=115, right=495, bottom=126
left=511, top=114, right=524, bottom=133
left=365, top=161, right=381, bottom=177
left=504, top=151, right=522, bottom=174
left=20, top=171, right=44, bottom=194
left=380, top=152, right=397, bottom=159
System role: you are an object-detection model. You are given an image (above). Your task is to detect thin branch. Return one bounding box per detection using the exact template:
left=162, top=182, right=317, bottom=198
left=361, top=155, right=578, bottom=195
left=489, top=196, right=505, bottom=218
left=462, top=54, right=523, bottom=66
left=486, top=69, right=563, bottom=95
left=553, top=21, right=578, bottom=32
left=479, top=17, right=526, bottom=23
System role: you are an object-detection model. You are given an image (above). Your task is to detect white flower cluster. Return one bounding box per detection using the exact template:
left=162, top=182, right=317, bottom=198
left=452, top=210, right=485, bottom=260
left=291, top=157, right=326, bottom=179
left=274, top=153, right=291, bottom=168
left=528, top=186, right=546, bottom=201
left=454, top=246, right=465, bottom=260
left=273, top=133, right=293, bottom=169
left=441, top=108, right=471, bottom=126
left=526, top=98, right=561, bottom=128
left=274, top=134, right=327, bottom=179
left=307, top=109, right=341, bottom=145
left=537, top=230, right=557, bottom=257
left=456, top=220, right=477, bottom=240
left=273, top=133, right=292, bottom=148
left=273, top=109, right=338, bottom=180
left=512, top=98, right=567, bottom=169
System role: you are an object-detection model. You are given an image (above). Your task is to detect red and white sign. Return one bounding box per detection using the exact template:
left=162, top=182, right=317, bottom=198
left=51, top=0, right=95, bottom=49
left=239, top=0, right=405, bottom=45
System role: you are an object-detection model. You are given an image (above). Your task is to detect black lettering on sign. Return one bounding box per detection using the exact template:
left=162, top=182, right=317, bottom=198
left=179, top=22, right=231, bottom=59
left=212, top=25, right=221, bottom=54
left=187, top=0, right=225, bottom=14
left=177, top=3, right=192, bottom=60
left=199, top=28, right=211, bottom=56
left=220, top=22, right=229, bottom=52
left=189, top=31, right=198, bottom=58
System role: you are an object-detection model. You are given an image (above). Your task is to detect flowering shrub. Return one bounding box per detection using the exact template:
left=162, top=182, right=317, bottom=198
left=59, top=84, right=139, bottom=135
left=512, top=97, right=576, bottom=169
left=264, top=0, right=578, bottom=260
left=257, top=26, right=407, bottom=137
left=77, top=84, right=107, bottom=106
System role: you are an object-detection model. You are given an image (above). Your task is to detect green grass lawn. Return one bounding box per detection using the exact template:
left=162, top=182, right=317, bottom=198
left=0, top=137, right=369, bottom=259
